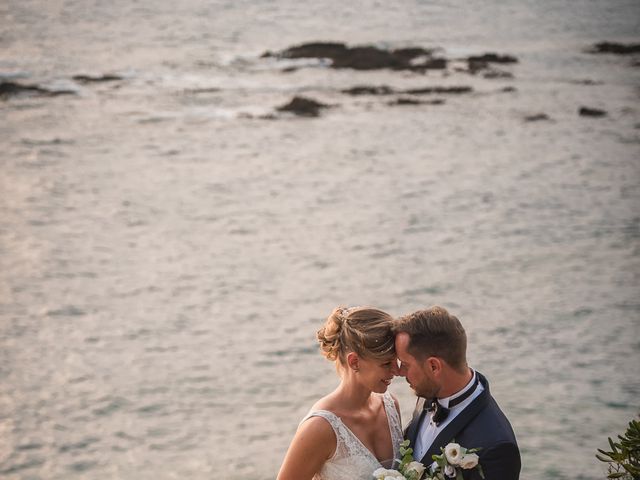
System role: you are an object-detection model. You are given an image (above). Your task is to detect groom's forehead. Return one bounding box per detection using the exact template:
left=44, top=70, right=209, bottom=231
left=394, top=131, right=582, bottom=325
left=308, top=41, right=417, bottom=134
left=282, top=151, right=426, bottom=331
left=395, top=332, right=411, bottom=350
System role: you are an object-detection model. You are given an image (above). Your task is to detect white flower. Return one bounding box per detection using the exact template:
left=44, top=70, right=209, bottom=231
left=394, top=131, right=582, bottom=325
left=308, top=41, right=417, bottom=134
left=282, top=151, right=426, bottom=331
left=373, top=468, right=392, bottom=479
left=405, top=461, right=426, bottom=478
left=459, top=453, right=479, bottom=469
left=444, top=464, right=456, bottom=478
left=373, top=468, right=405, bottom=479
left=373, top=468, right=386, bottom=479
left=444, top=443, right=463, bottom=465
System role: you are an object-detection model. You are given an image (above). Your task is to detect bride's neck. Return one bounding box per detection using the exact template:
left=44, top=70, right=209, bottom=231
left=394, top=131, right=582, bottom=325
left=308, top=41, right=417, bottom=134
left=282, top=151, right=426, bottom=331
left=334, top=378, right=374, bottom=410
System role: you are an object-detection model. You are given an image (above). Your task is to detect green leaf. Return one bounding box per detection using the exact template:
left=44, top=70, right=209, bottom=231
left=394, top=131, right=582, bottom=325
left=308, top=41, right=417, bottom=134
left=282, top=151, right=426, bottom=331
left=609, top=437, right=619, bottom=453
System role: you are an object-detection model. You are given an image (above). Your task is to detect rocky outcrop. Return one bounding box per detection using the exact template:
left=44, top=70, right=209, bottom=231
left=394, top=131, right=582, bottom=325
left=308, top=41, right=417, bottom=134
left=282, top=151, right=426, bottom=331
left=0, top=81, right=75, bottom=99
left=524, top=113, right=550, bottom=122
left=589, top=42, right=640, bottom=55
left=388, top=98, right=445, bottom=106
left=468, top=53, right=519, bottom=64
left=482, top=69, right=514, bottom=79
left=467, top=53, right=518, bottom=77
left=276, top=96, right=330, bottom=117
left=264, top=42, right=447, bottom=71
left=579, top=106, right=607, bottom=117
left=342, top=85, right=394, bottom=96
left=72, top=74, right=124, bottom=83
left=403, top=86, right=472, bottom=95
left=342, top=85, right=472, bottom=96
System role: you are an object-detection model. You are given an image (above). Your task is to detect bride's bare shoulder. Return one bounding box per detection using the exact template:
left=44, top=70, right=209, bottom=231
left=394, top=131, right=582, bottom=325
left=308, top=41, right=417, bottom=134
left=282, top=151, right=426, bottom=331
left=309, top=392, right=340, bottom=413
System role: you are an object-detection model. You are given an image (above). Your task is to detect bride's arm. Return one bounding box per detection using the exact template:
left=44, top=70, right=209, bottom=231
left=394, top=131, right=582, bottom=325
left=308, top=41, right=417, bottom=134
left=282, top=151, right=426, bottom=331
left=277, top=416, right=336, bottom=480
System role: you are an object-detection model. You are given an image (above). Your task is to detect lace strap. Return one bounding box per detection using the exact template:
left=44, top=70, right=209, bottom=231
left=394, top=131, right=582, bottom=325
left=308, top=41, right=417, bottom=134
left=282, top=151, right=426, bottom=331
left=382, top=392, right=403, bottom=459
left=300, top=410, right=342, bottom=460
left=301, top=410, right=341, bottom=429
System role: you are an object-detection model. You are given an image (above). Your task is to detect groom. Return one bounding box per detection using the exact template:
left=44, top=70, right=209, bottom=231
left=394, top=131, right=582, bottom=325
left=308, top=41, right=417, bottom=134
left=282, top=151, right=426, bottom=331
left=394, top=306, right=520, bottom=479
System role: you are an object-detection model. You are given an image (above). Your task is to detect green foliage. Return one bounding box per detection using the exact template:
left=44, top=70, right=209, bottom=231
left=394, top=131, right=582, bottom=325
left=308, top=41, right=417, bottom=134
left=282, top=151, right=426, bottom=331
left=596, top=418, right=640, bottom=479
left=397, top=440, right=422, bottom=480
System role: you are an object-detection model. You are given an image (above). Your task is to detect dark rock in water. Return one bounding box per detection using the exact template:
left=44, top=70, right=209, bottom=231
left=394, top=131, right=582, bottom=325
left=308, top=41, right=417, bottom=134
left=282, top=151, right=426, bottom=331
left=331, top=46, right=406, bottom=70
left=390, top=97, right=423, bottom=106
left=468, top=53, right=519, bottom=64
left=342, top=85, right=394, bottom=96
left=468, top=59, right=489, bottom=74
left=403, top=86, right=472, bottom=95
left=590, top=42, right=640, bottom=55
left=0, top=81, right=75, bottom=99
left=524, top=113, right=551, bottom=122
left=0, top=81, right=43, bottom=97
left=569, top=79, right=603, bottom=85
left=265, top=42, right=349, bottom=60
left=265, top=42, right=446, bottom=71
left=483, top=69, right=514, bottom=79
left=501, top=86, right=517, bottom=92
left=468, top=54, right=518, bottom=75
left=388, top=97, right=445, bottom=106
left=72, top=74, right=124, bottom=83
left=409, top=58, right=447, bottom=70
left=276, top=96, right=329, bottom=117
left=342, top=85, right=471, bottom=96
left=391, top=47, right=436, bottom=61
left=579, top=106, right=607, bottom=117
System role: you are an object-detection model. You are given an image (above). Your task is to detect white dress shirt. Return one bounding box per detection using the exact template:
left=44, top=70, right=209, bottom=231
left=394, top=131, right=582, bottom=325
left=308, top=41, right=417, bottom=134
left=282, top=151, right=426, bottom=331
left=413, top=369, right=485, bottom=461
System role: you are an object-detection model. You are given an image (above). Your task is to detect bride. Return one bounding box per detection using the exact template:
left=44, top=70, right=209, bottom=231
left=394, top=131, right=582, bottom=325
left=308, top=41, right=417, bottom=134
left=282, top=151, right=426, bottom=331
left=277, top=306, right=402, bottom=480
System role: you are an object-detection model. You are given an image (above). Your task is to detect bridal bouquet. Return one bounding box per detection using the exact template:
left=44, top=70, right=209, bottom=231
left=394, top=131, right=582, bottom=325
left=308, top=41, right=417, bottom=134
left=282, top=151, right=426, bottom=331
left=372, top=440, right=484, bottom=480
left=427, top=442, right=484, bottom=480
left=372, top=440, right=426, bottom=480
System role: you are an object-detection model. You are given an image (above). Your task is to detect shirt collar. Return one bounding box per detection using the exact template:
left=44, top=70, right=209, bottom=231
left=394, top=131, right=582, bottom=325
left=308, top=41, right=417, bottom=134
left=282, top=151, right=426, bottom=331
left=437, top=369, right=476, bottom=409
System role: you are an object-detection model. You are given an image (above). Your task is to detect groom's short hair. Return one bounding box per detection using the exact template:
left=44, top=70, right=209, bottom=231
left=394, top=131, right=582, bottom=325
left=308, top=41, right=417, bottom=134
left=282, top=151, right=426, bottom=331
left=394, top=306, right=467, bottom=372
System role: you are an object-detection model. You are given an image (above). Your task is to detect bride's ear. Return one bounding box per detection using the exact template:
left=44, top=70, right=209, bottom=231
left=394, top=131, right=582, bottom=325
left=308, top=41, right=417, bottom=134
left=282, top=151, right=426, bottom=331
left=346, top=352, right=360, bottom=372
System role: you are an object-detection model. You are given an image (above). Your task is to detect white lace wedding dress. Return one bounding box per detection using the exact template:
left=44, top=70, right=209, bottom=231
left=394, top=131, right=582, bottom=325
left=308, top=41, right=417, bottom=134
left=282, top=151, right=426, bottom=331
left=300, top=391, right=403, bottom=480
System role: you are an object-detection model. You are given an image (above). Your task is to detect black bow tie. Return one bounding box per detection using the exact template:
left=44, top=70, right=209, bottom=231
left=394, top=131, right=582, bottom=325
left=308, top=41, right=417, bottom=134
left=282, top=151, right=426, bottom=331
left=424, top=374, right=479, bottom=426
left=425, top=399, right=450, bottom=426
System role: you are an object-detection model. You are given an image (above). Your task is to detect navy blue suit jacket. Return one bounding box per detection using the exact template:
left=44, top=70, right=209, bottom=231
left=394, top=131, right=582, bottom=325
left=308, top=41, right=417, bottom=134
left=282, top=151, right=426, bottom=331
left=405, top=372, right=521, bottom=480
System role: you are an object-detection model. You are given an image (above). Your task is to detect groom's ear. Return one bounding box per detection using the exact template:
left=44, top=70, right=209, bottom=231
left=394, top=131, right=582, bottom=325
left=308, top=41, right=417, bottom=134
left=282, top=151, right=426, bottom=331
left=426, top=357, right=443, bottom=374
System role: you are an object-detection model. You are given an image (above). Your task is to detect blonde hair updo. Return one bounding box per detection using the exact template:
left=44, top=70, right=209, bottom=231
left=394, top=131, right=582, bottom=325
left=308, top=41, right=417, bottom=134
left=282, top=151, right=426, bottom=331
left=317, top=306, right=395, bottom=366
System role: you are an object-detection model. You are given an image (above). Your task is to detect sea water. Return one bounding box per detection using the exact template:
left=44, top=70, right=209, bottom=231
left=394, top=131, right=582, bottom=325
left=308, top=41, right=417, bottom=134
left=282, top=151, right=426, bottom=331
left=1, top=1, right=639, bottom=478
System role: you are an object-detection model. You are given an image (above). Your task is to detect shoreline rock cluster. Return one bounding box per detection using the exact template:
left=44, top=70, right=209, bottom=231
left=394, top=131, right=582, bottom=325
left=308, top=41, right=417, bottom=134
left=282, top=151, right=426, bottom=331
left=0, top=81, right=76, bottom=99
left=0, top=74, right=123, bottom=100
left=3, top=40, right=636, bottom=121
left=262, top=41, right=518, bottom=117
left=588, top=42, right=640, bottom=55
left=262, top=41, right=518, bottom=77
left=263, top=42, right=448, bottom=71
left=265, top=40, right=637, bottom=119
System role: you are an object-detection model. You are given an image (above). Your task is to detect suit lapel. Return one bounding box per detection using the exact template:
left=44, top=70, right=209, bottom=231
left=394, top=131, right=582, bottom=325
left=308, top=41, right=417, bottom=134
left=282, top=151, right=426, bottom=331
left=405, top=397, right=428, bottom=448
left=420, top=372, right=491, bottom=465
